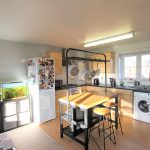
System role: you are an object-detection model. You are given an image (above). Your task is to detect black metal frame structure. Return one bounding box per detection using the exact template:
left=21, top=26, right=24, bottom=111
left=60, top=48, right=118, bottom=150
left=65, top=48, right=107, bottom=91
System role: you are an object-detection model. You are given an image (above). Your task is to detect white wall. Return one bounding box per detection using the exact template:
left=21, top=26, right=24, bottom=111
left=0, top=39, right=62, bottom=82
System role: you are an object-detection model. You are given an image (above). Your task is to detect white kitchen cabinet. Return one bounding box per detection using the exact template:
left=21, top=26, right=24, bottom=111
left=39, top=90, right=51, bottom=123
left=18, top=99, right=30, bottom=113
left=3, top=102, right=16, bottom=117
left=2, top=97, right=32, bottom=131
left=38, top=89, right=56, bottom=123
left=18, top=112, right=31, bottom=126
left=3, top=115, right=17, bottom=131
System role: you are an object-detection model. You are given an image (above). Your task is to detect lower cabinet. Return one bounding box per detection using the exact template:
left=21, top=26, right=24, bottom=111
left=86, top=86, right=133, bottom=117
left=107, top=88, right=117, bottom=93
left=18, top=112, right=30, bottom=126
left=3, top=115, right=17, bottom=131
left=3, top=102, right=16, bottom=117
left=81, top=86, right=87, bottom=92
left=18, top=99, right=31, bottom=126
left=55, top=89, right=67, bottom=117
left=116, top=89, right=133, bottom=118
left=86, top=86, right=106, bottom=92
left=2, top=97, right=31, bottom=132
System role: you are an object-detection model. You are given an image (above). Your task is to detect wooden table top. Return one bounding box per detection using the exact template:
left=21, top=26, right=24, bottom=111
left=59, top=92, right=118, bottom=109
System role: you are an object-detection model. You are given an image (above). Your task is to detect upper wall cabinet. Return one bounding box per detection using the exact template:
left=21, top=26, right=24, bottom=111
left=46, top=51, right=62, bottom=74
left=90, top=52, right=115, bottom=73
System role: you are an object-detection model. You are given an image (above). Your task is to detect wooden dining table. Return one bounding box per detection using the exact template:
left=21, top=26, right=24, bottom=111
left=59, top=91, right=119, bottom=150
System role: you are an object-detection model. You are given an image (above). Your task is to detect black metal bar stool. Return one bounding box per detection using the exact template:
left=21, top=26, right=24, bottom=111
left=89, top=107, right=116, bottom=150
left=103, top=101, right=123, bottom=135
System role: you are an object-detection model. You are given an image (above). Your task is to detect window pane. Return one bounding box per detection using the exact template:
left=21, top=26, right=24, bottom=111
left=124, top=56, right=136, bottom=67
left=124, top=56, right=136, bottom=78
left=141, top=55, right=150, bottom=78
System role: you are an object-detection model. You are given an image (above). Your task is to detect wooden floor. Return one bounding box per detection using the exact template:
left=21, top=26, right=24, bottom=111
left=40, top=116, right=150, bottom=150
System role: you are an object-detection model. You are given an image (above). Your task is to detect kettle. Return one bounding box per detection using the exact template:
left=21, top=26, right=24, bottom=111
left=110, top=78, right=116, bottom=87
left=94, top=78, right=99, bottom=85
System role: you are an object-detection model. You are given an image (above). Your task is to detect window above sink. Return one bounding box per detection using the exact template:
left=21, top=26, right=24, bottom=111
left=119, top=51, right=150, bottom=80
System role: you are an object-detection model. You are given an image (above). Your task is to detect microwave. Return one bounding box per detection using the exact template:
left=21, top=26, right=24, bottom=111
left=55, top=80, right=63, bottom=88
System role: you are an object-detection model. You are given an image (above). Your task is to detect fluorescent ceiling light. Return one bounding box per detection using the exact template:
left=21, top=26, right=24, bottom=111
left=84, top=32, right=134, bottom=47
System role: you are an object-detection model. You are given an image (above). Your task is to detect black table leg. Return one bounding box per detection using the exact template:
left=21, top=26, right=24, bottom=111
left=84, top=109, right=91, bottom=150
left=115, top=96, right=118, bottom=129
left=72, top=108, right=77, bottom=136
left=60, top=103, right=63, bottom=138
left=84, top=128, right=89, bottom=150
left=60, top=123, right=63, bottom=138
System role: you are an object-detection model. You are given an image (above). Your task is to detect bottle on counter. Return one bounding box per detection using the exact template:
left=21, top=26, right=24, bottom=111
left=110, top=78, right=116, bottom=87
left=120, top=79, right=124, bottom=86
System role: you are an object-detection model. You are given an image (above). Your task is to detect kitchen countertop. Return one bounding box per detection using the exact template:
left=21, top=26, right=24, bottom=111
left=55, top=84, right=150, bottom=93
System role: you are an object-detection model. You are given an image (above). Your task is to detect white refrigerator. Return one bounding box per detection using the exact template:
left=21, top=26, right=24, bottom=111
left=28, top=58, right=56, bottom=124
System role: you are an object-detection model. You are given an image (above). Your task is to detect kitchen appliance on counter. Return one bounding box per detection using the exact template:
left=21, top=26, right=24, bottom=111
left=94, top=78, right=99, bottom=85
left=28, top=58, right=56, bottom=124
left=55, top=80, right=63, bottom=88
left=110, top=78, right=116, bottom=87
left=133, top=92, right=150, bottom=123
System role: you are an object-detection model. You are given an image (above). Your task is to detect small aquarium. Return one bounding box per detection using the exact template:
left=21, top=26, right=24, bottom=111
left=2, top=82, right=28, bottom=100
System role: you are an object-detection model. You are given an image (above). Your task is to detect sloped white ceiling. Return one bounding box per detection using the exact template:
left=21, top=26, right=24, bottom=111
left=0, top=0, right=150, bottom=49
